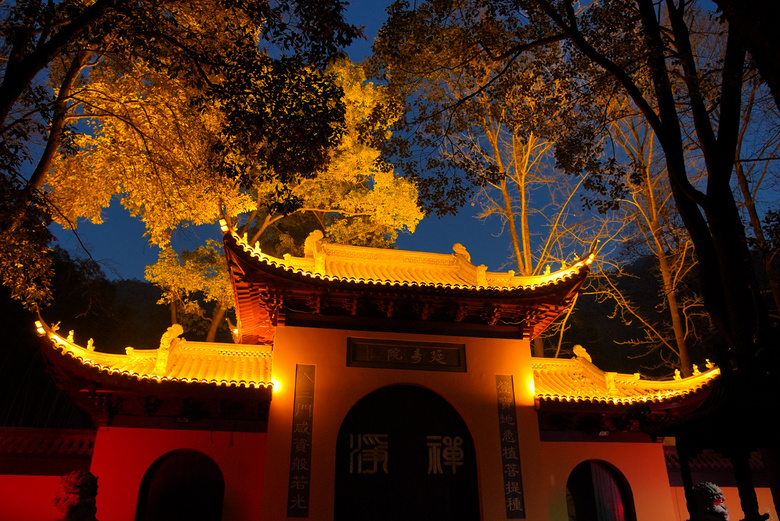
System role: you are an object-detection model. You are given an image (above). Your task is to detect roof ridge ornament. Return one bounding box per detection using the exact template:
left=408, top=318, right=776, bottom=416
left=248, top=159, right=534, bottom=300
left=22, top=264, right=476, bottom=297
left=476, top=264, right=487, bottom=287
left=573, top=344, right=592, bottom=363
left=153, top=324, right=185, bottom=375
left=452, top=243, right=471, bottom=262
left=304, top=230, right=325, bottom=257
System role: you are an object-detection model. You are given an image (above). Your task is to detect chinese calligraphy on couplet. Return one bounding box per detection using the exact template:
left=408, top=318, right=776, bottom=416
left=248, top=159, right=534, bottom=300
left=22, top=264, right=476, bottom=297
left=287, top=365, right=315, bottom=518
left=496, top=375, right=525, bottom=518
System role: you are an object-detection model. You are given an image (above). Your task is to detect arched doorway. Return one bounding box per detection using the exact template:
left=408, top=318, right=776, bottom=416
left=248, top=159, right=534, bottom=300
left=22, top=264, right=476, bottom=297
left=135, top=449, right=225, bottom=521
left=334, top=385, right=480, bottom=521
left=566, top=460, right=637, bottom=521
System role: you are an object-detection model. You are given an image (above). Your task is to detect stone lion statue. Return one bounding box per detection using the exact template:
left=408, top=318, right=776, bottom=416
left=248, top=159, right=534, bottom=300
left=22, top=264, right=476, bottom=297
left=51, top=470, right=98, bottom=521
left=691, top=482, right=729, bottom=521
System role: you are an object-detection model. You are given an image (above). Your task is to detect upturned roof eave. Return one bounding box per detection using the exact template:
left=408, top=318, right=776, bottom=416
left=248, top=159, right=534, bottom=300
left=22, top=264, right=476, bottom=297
left=223, top=226, right=594, bottom=297
left=532, top=355, right=722, bottom=408
left=34, top=319, right=274, bottom=391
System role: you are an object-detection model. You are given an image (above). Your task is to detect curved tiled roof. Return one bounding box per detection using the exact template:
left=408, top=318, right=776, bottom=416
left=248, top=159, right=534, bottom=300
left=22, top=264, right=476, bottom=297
left=224, top=225, right=594, bottom=343
left=227, top=225, right=594, bottom=292
left=35, top=320, right=273, bottom=389
left=533, top=354, right=720, bottom=405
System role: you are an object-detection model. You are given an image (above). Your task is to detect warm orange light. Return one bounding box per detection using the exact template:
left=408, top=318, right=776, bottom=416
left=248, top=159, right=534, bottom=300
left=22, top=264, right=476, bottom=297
left=271, top=378, right=281, bottom=392
left=525, top=374, right=536, bottom=397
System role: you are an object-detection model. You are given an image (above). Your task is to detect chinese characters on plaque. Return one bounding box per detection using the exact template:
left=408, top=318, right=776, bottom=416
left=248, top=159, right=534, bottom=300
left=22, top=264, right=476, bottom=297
left=347, top=338, right=466, bottom=372
left=286, top=365, right=315, bottom=518
left=347, top=433, right=466, bottom=476
left=496, top=375, right=525, bottom=518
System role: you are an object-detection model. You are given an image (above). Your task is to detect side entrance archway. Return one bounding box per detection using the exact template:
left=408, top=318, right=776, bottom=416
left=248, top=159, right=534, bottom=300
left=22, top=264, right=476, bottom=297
left=334, top=384, right=480, bottom=521
left=566, top=459, right=637, bottom=521
left=134, top=449, right=225, bottom=521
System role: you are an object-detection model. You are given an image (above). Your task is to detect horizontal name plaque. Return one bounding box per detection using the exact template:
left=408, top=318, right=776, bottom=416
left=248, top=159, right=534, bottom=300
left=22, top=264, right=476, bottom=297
left=347, top=338, right=466, bottom=372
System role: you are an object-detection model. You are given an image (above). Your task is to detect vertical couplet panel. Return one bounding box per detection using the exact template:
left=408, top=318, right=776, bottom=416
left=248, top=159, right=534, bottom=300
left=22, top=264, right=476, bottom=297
left=496, top=374, right=525, bottom=518
left=286, top=364, right=316, bottom=518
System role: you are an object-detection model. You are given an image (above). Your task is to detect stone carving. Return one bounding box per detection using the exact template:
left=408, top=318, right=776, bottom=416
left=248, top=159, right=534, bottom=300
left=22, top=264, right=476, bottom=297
left=573, top=345, right=592, bottom=363
left=691, top=482, right=729, bottom=521
left=453, top=243, right=471, bottom=262
left=154, top=323, right=184, bottom=374
left=304, top=230, right=324, bottom=257
left=51, top=470, right=98, bottom=521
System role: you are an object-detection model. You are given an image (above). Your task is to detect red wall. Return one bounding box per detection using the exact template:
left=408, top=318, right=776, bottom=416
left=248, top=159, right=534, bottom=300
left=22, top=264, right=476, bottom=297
left=89, top=426, right=267, bottom=521
left=260, top=325, right=685, bottom=520
left=537, top=441, right=678, bottom=520
left=0, top=475, right=61, bottom=521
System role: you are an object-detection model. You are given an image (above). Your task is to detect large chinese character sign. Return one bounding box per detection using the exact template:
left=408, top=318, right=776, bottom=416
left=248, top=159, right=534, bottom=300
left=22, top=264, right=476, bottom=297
left=335, top=385, right=479, bottom=521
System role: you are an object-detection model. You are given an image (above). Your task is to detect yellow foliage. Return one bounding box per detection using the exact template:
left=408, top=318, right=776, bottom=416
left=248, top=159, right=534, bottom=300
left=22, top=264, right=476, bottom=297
left=145, top=240, right=233, bottom=306
left=47, top=58, right=421, bottom=249
left=47, top=56, right=422, bottom=314
left=249, top=59, right=423, bottom=245
left=46, top=60, right=254, bottom=246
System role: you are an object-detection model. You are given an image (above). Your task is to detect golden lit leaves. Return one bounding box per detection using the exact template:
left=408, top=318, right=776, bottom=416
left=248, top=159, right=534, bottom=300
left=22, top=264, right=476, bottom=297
left=46, top=60, right=254, bottom=246
left=242, top=59, right=423, bottom=247
left=145, top=240, right=233, bottom=309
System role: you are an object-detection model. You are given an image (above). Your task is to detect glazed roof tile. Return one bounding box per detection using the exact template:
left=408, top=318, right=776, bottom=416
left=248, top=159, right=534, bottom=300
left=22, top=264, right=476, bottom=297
left=663, top=446, right=764, bottom=472
left=533, top=353, right=720, bottom=405
left=36, top=322, right=718, bottom=408
left=0, top=428, right=94, bottom=457
left=35, top=321, right=273, bottom=389
left=228, top=227, right=594, bottom=291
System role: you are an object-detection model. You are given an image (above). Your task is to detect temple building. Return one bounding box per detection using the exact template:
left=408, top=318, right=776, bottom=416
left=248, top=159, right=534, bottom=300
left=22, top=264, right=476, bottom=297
left=0, top=224, right=773, bottom=520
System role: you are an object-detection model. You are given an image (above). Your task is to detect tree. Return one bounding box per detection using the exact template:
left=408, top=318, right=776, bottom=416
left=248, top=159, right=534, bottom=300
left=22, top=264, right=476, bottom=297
left=145, top=241, right=234, bottom=342
left=600, top=106, right=706, bottom=376
left=375, top=0, right=777, bottom=379
left=0, top=0, right=360, bottom=309
left=732, top=76, right=780, bottom=317
left=370, top=42, right=620, bottom=355
left=228, top=59, right=423, bottom=251
left=712, top=0, right=780, bottom=112
left=374, top=2, right=779, bottom=517
left=134, top=58, right=422, bottom=340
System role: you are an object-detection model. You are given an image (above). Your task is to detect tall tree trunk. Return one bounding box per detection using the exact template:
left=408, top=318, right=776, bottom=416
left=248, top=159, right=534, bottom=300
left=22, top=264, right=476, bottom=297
left=657, top=248, right=692, bottom=376
left=5, top=51, right=87, bottom=233
left=0, top=1, right=113, bottom=128
left=206, top=303, right=226, bottom=342
left=713, top=0, right=780, bottom=112
left=734, top=162, right=780, bottom=315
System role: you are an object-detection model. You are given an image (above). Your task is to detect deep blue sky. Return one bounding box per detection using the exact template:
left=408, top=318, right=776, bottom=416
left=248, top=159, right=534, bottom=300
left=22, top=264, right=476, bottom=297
left=51, top=2, right=512, bottom=280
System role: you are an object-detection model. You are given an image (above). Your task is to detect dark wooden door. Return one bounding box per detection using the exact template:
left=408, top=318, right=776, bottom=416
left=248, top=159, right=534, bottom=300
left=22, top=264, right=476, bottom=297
left=135, top=449, right=224, bottom=521
left=335, top=385, right=480, bottom=521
